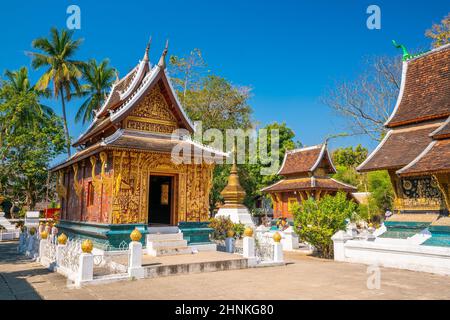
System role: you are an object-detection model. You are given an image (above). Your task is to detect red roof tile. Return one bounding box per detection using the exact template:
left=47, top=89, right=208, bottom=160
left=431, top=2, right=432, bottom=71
left=386, top=45, right=450, bottom=127
left=397, top=139, right=450, bottom=176
left=278, top=145, right=335, bottom=176
left=431, top=116, right=450, bottom=139
left=261, top=177, right=356, bottom=193
left=357, top=123, right=442, bottom=172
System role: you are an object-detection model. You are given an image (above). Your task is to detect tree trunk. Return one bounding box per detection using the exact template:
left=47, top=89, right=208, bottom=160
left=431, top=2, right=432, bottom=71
left=60, top=88, right=71, bottom=157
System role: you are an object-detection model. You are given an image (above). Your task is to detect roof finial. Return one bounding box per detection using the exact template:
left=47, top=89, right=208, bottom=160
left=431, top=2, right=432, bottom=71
left=114, top=69, right=119, bottom=83
left=158, top=39, right=169, bottom=69
left=392, top=40, right=413, bottom=61
left=143, top=36, right=152, bottom=62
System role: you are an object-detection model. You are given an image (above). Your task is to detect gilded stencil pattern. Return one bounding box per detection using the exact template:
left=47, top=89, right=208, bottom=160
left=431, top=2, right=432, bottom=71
left=111, top=150, right=213, bottom=224
left=72, top=163, right=83, bottom=199
left=394, top=176, right=445, bottom=211
left=126, top=85, right=178, bottom=134
left=126, top=120, right=177, bottom=134
left=56, top=171, right=67, bottom=199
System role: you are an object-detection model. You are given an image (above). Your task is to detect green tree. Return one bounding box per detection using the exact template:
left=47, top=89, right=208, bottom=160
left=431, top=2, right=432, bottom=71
left=183, top=75, right=252, bottom=131
left=366, top=170, right=394, bottom=214
left=245, top=122, right=301, bottom=204
left=169, top=48, right=207, bottom=103
left=292, top=192, right=358, bottom=258
left=332, top=144, right=368, bottom=168
left=75, top=59, right=116, bottom=124
left=28, top=27, right=84, bottom=157
left=426, top=13, right=450, bottom=48
left=3, top=67, right=54, bottom=124
left=0, top=78, right=65, bottom=212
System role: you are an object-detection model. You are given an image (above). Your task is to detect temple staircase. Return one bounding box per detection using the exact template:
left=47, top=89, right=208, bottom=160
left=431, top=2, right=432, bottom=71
left=146, top=227, right=192, bottom=256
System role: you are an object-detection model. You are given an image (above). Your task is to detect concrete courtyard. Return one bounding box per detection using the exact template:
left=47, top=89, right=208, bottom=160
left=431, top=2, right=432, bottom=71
left=1, top=240, right=449, bottom=300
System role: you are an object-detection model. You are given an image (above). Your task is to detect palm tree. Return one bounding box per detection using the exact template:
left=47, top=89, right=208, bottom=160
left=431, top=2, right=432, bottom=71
left=75, top=59, right=116, bottom=124
left=28, top=27, right=84, bottom=157
left=4, top=67, right=54, bottom=118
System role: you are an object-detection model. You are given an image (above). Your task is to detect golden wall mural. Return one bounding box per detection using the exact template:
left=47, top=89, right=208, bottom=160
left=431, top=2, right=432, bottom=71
left=389, top=172, right=446, bottom=212
left=125, top=85, right=179, bottom=134
left=111, top=150, right=214, bottom=225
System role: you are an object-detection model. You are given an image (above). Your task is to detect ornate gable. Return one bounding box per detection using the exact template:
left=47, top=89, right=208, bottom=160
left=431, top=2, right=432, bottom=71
left=124, top=85, right=179, bottom=135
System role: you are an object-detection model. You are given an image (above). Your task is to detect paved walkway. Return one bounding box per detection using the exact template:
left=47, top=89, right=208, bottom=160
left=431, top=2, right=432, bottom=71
left=1, top=241, right=450, bottom=300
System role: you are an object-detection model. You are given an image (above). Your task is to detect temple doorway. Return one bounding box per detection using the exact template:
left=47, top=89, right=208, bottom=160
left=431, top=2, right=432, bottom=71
left=148, top=175, right=173, bottom=225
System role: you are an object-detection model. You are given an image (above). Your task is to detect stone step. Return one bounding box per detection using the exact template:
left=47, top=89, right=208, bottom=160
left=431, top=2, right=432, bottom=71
left=146, top=233, right=184, bottom=241
left=147, top=245, right=193, bottom=257
left=147, top=239, right=188, bottom=249
left=144, top=258, right=248, bottom=278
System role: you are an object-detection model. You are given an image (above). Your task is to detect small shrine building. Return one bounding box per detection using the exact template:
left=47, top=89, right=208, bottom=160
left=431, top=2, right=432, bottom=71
left=357, top=43, right=450, bottom=240
left=50, top=41, right=226, bottom=248
left=261, top=144, right=357, bottom=219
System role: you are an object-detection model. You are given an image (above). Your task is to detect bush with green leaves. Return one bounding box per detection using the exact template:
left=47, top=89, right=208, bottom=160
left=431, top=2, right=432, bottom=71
left=209, top=216, right=246, bottom=240
left=232, top=222, right=245, bottom=238
left=292, top=192, right=358, bottom=259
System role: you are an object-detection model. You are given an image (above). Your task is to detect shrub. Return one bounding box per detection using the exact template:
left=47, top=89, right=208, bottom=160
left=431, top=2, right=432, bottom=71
left=209, top=216, right=246, bottom=240
left=209, top=216, right=234, bottom=240
left=232, top=222, right=245, bottom=238
left=292, top=192, right=358, bottom=259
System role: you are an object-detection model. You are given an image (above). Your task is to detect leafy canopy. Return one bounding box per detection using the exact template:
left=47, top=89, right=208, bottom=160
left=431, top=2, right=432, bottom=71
left=292, top=192, right=358, bottom=258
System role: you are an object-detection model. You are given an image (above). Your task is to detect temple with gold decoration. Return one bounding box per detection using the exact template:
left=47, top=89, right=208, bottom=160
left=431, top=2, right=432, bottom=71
left=51, top=41, right=226, bottom=249
left=262, top=143, right=357, bottom=220
left=357, top=43, right=450, bottom=242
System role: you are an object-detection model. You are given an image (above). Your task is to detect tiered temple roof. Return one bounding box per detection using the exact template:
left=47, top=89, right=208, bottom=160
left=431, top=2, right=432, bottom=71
left=52, top=40, right=226, bottom=171
left=357, top=44, right=450, bottom=176
left=262, top=144, right=356, bottom=193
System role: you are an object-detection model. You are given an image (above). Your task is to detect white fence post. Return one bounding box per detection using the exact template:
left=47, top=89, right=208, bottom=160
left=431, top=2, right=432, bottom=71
left=38, top=238, right=48, bottom=263
left=77, top=252, right=94, bottom=285
left=332, top=230, right=353, bottom=262
left=273, top=232, right=284, bottom=263
left=128, top=228, right=144, bottom=279
left=26, top=230, right=38, bottom=260
left=243, top=227, right=257, bottom=266
left=76, top=239, right=94, bottom=286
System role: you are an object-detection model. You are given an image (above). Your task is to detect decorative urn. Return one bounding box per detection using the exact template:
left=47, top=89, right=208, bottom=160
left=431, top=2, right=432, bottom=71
left=243, top=227, right=253, bottom=237
left=40, top=230, right=48, bottom=240
left=29, top=227, right=36, bottom=236
left=273, top=232, right=282, bottom=243
left=130, top=228, right=142, bottom=242
left=57, top=233, right=68, bottom=245
left=81, top=239, right=94, bottom=253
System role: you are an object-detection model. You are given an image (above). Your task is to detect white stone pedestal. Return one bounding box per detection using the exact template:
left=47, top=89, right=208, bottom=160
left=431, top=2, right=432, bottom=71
left=38, top=239, right=47, bottom=263
left=273, top=242, right=284, bottom=262
left=77, top=253, right=94, bottom=285
left=215, top=207, right=255, bottom=227
left=243, top=236, right=257, bottom=266
left=281, top=227, right=299, bottom=251
left=331, top=230, right=354, bottom=261
left=128, top=241, right=144, bottom=279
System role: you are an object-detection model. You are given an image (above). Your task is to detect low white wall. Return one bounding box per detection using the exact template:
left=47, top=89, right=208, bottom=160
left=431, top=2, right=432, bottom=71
left=333, top=231, right=450, bottom=276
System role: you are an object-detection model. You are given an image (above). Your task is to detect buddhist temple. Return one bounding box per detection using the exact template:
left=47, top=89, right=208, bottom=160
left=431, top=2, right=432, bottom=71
left=357, top=43, right=450, bottom=241
left=261, top=144, right=357, bottom=219
left=50, top=41, right=226, bottom=249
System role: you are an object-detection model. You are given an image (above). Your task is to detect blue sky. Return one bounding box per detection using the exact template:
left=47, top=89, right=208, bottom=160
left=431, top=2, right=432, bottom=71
left=0, top=0, right=448, bottom=160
